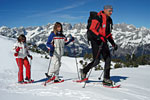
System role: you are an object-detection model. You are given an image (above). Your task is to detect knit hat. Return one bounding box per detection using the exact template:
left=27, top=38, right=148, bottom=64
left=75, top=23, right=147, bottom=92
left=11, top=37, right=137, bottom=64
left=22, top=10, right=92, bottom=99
left=104, top=5, right=113, bottom=9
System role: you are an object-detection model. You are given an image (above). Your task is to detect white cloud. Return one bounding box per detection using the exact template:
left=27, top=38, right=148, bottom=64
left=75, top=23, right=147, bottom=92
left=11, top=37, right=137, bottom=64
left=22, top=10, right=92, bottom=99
left=27, top=2, right=86, bottom=18
left=49, top=2, right=85, bottom=13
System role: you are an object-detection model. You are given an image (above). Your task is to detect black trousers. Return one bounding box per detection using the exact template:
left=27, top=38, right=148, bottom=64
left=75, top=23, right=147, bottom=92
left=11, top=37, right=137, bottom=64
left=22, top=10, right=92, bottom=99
left=83, top=40, right=111, bottom=79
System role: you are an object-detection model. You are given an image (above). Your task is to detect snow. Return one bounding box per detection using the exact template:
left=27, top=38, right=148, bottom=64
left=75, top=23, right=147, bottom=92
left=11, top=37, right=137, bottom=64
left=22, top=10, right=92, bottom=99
left=0, top=35, right=150, bottom=100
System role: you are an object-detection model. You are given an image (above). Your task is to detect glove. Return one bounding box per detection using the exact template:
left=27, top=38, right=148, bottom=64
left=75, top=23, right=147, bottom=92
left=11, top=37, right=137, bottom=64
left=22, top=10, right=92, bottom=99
left=47, top=45, right=54, bottom=51
left=69, top=36, right=74, bottom=42
left=49, top=50, right=54, bottom=57
left=97, top=35, right=107, bottom=43
left=16, top=47, right=20, bottom=52
left=50, top=45, right=54, bottom=51
left=28, top=55, right=33, bottom=60
left=96, top=35, right=106, bottom=45
left=100, top=37, right=107, bottom=43
left=48, top=46, right=54, bottom=57
left=47, top=48, right=50, bottom=52
left=113, top=44, right=118, bottom=51
left=14, top=53, right=18, bottom=56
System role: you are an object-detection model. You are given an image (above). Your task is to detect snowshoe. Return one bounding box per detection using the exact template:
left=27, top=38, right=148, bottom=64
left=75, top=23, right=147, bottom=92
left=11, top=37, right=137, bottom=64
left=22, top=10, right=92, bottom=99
left=53, top=79, right=64, bottom=83
left=26, top=79, right=34, bottom=83
left=103, top=84, right=121, bottom=88
left=54, top=79, right=62, bottom=83
left=25, top=77, right=34, bottom=83
left=18, top=80, right=27, bottom=84
left=73, top=78, right=88, bottom=83
left=43, top=76, right=56, bottom=86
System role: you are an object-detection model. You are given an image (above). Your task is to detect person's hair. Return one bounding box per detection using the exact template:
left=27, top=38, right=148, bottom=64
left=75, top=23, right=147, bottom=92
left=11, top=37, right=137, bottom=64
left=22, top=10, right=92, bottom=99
left=17, top=34, right=26, bottom=43
left=53, top=22, right=63, bottom=34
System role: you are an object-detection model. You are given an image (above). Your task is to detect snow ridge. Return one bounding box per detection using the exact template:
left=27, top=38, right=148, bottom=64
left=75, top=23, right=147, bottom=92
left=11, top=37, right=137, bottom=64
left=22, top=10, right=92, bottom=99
left=0, top=23, right=150, bottom=57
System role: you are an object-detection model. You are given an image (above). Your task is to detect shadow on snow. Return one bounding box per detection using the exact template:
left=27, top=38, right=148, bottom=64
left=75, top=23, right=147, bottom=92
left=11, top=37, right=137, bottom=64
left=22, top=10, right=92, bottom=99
left=86, top=76, right=128, bottom=83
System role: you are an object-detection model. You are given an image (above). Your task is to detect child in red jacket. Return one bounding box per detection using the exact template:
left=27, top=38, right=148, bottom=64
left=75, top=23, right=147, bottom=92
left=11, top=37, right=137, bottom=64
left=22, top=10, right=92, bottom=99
left=13, top=34, right=33, bottom=84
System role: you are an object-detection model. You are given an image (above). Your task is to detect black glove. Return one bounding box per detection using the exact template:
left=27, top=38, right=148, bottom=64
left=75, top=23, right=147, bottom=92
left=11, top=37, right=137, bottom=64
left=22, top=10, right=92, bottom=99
left=113, top=44, right=118, bottom=51
left=28, top=55, right=33, bottom=60
left=69, top=35, right=74, bottom=42
left=49, top=50, right=54, bottom=57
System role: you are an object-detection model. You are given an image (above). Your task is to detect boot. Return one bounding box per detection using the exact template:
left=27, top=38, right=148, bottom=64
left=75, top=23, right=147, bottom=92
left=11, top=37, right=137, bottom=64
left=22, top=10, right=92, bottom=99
left=25, top=77, right=33, bottom=82
left=54, top=79, right=61, bottom=83
left=18, top=80, right=25, bottom=84
left=45, top=73, right=52, bottom=78
left=80, top=69, right=86, bottom=80
left=102, top=78, right=114, bottom=86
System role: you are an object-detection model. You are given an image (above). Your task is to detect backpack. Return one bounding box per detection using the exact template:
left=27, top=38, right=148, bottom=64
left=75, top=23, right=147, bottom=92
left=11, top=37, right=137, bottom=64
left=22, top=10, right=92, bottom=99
left=86, top=11, right=102, bottom=43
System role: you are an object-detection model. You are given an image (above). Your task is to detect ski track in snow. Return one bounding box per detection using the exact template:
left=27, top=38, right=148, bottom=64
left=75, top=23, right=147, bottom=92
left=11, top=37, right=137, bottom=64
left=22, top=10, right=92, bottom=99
left=0, top=35, right=150, bottom=100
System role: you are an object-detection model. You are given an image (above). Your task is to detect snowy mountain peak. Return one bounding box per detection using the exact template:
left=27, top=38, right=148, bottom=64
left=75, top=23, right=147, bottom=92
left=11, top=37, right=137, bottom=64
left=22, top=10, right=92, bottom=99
left=0, top=23, right=150, bottom=57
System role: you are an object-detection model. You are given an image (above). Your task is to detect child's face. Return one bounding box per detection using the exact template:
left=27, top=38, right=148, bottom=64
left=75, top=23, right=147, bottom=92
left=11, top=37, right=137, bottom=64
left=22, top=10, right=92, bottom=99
left=57, top=25, right=61, bottom=32
left=21, top=38, right=26, bottom=42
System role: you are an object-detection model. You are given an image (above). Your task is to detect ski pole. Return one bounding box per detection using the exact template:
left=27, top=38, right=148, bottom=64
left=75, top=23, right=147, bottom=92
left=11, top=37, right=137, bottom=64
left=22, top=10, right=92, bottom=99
left=44, top=52, right=53, bottom=86
left=29, top=58, right=32, bottom=67
left=73, top=42, right=80, bottom=80
left=44, top=49, right=52, bottom=76
left=17, top=58, right=21, bottom=82
left=98, top=70, right=104, bottom=80
left=46, top=56, right=52, bottom=75
left=112, top=48, right=116, bottom=58
left=29, top=57, right=32, bottom=79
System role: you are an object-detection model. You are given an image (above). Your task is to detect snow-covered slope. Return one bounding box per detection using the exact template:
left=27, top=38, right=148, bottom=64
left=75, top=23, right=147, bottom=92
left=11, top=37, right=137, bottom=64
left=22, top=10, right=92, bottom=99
left=0, top=23, right=150, bottom=57
left=0, top=35, right=150, bottom=100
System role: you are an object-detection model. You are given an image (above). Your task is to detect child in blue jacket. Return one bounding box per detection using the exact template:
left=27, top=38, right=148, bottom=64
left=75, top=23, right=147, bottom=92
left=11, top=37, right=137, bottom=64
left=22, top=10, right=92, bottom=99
left=46, top=22, right=74, bottom=82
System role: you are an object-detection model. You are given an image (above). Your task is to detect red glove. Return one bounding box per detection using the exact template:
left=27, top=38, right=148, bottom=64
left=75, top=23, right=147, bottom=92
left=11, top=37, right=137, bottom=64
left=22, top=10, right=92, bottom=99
left=28, top=55, right=33, bottom=60
left=16, top=47, right=20, bottom=52
left=14, top=53, right=18, bottom=56
left=100, top=37, right=106, bottom=42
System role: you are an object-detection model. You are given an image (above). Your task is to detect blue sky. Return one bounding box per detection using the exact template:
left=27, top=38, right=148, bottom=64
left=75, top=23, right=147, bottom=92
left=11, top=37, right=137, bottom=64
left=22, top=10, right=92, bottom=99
left=0, top=0, right=150, bottom=28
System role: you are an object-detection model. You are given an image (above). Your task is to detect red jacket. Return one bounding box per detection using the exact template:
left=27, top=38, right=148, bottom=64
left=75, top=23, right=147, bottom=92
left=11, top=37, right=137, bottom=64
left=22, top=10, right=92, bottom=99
left=89, top=11, right=115, bottom=46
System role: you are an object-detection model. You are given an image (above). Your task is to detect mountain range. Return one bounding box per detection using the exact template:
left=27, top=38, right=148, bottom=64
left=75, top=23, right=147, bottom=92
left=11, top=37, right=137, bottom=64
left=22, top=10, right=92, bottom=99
left=0, top=23, right=150, bottom=58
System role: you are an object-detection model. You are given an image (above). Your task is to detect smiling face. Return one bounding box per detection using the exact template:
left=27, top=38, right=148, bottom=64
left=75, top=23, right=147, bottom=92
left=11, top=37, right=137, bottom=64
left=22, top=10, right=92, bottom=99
left=53, top=22, right=63, bottom=34
left=104, top=8, right=113, bottom=17
left=21, top=37, right=26, bottom=42
left=17, top=34, right=26, bottom=43
left=56, top=25, right=62, bottom=32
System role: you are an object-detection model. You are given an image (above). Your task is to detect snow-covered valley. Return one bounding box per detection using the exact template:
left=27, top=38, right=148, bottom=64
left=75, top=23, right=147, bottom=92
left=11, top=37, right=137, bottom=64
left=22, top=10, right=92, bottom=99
left=0, top=35, right=150, bottom=100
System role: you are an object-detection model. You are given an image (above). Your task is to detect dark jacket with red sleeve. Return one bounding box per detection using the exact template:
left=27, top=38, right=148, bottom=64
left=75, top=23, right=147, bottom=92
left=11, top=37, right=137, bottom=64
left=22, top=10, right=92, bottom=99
left=89, top=11, right=115, bottom=46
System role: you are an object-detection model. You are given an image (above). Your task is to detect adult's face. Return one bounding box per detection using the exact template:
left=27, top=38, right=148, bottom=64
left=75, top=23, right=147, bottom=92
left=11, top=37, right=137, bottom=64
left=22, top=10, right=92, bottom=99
left=104, top=8, right=113, bottom=17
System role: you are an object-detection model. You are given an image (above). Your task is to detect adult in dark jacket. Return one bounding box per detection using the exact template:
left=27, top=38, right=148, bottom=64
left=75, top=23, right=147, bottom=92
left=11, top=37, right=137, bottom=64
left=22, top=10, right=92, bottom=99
left=80, top=5, right=118, bottom=85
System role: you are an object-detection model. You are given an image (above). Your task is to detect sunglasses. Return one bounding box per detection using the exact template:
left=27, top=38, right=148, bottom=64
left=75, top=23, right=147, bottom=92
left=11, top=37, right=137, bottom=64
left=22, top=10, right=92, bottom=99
left=108, top=10, right=113, bottom=12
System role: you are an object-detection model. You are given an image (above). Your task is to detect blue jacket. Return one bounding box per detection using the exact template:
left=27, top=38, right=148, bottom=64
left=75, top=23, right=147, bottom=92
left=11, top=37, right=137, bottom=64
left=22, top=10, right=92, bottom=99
left=46, top=32, right=73, bottom=52
left=46, top=32, right=55, bottom=51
